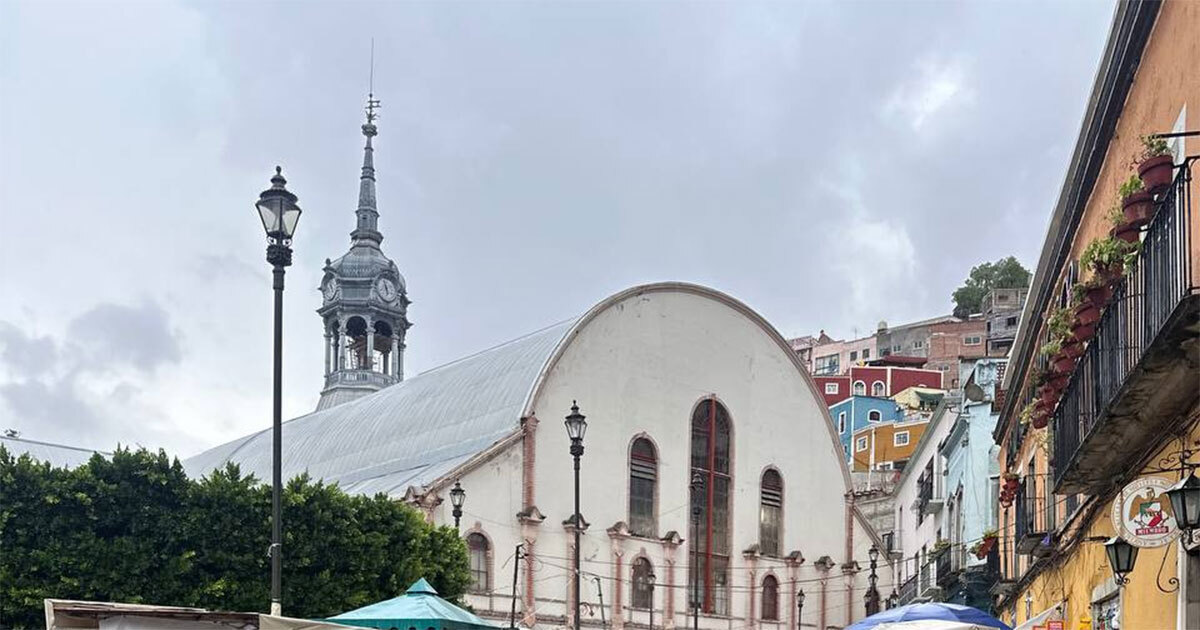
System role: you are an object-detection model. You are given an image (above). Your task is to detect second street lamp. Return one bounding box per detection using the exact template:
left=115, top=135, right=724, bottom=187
left=565, top=402, right=587, bottom=630
left=864, top=543, right=880, bottom=616
left=450, top=481, right=466, bottom=531
left=255, top=166, right=301, bottom=616
left=797, top=589, right=805, bottom=628
left=647, top=572, right=656, bottom=630
left=690, top=471, right=704, bottom=630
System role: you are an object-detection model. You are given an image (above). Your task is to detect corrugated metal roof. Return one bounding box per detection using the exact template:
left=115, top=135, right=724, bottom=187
left=184, top=319, right=575, bottom=496
left=0, top=436, right=107, bottom=468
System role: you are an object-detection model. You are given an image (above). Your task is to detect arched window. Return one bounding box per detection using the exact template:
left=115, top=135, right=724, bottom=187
left=466, top=533, right=489, bottom=592
left=629, top=437, right=657, bottom=537
left=853, top=381, right=866, bottom=396
left=761, top=575, right=779, bottom=620
left=631, top=557, right=655, bottom=609
left=868, top=410, right=882, bottom=423
left=872, top=381, right=885, bottom=397
left=689, top=398, right=732, bottom=615
left=759, top=469, right=783, bottom=556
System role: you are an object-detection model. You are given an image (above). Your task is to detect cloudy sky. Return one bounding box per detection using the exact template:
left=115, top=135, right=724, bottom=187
left=0, top=0, right=1114, bottom=457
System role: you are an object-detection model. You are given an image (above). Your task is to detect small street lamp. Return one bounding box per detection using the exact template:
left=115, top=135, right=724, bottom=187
left=1166, top=472, right=1200, bottom=545
left=690, top=471, right=704, bottom=630
left=864, top=543, right=880, bottom=616
left=564, top=402, right=588, bottom=630
left=797, top=589, right=805, bottom=628
left=450, top=481, right=466, bottom=531
left=255, top=166, right=301, bottom=617
left=1105, top=536, right=1138, bottom=586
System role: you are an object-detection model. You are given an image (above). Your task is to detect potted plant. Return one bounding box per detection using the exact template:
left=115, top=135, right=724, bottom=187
left=1081, top=236, right=1131, bottom=284
left=975, top=529, right=999, bottom=559
left=1138, top=135, right=1174, bottom=193
left=933, top=539, right=952, bottom=556
left=1073, top=279, right=1112, bottom=311
left=1119, top=174, right=1155, bottom=227
left=1107, top=204, right=1140, bottom=244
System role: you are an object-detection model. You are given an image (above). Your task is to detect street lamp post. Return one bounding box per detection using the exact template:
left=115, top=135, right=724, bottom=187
left=450, top=481, right=466, bottom=531
left=690, top=471, right=703, bottom=630
left=864, top=544, right=880, bottom=616
left=565, top=402, right=588, bottom=630
left=255, top=166, right=302, bottom=616
left=796, top=589, right=805, bottom=629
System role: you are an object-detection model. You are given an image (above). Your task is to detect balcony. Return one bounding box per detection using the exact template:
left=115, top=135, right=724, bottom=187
left=1053, top=162, right=1199, bottom=493
left=898, top=574, right=917, bottom=605
left=1015, top=478, right=1047, bottom=554
left=935, top=548, right=959, bottom=591
left=324, top=369, right=397, bottom=390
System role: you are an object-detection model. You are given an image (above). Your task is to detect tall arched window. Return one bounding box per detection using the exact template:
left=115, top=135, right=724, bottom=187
left=466, top=533, right=489, bottom=593
left=853, top=381, right=866, bottom=396
left=629, top=437, right=657, bottom=537
left=631, top=557, right=654, bottom=609
left=759, top=469, right=783, bottom=556
left=761, top=575, right=779, bottom=620
left=689, top=398, right=732, bottom=615
left=872, top=381, right=885, bottom=397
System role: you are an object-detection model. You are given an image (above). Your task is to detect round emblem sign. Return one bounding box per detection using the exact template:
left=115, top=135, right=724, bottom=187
left=1111, top=476, right=1179, bottom=548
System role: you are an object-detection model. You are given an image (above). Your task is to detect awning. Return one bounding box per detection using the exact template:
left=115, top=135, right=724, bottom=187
left=1011, top=602, right=1064, bottom=630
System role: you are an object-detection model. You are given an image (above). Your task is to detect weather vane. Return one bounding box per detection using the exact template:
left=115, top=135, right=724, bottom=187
left=366, top=37, right=381, bottom=124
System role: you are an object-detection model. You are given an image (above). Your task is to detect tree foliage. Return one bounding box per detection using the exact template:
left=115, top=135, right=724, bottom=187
left=0, top=446, right=470, bottom=629
left=951, top=256, right=1032, bottom=318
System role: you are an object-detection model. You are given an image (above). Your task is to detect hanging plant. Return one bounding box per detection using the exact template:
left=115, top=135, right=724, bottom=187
left=1081, top=236, right=1132, bottom=283
left=1072, top=279, right=1113, bottom=310
left=1119, top=174, right=1155, bottom=228
left=1137, top=135, right=1174, bottom=193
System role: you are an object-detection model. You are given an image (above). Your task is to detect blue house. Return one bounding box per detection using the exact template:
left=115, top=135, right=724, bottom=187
left=829, top=396, right=905, bottom=463
left=937, top=357, right=1005, bottom=609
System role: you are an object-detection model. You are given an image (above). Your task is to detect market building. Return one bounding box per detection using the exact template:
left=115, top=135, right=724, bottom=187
left=186, top=105, right=894, bottom=630
left=991, top=1, right=1199, bottom=628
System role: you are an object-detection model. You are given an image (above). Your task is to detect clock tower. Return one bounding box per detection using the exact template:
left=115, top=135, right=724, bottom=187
left=315, top=95, right=410, bottom=411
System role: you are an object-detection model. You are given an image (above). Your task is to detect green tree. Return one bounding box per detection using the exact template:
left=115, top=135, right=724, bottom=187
left=0, top=446, right=469, bottom=629
left=951, top=256, right=1031, bottom=318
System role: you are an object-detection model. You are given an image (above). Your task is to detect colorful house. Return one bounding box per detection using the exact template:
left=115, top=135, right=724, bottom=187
left=830, top=396, right=906, bottom=463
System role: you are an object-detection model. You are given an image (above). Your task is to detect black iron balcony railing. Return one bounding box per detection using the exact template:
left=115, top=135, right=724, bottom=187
left=935, top=548, right=957, bottom=589
left=1015, top=477, right=1046, bottom=554
left=898, top=574, right=917, bottom=605
left=1053, top=160, right=1198, bottom=492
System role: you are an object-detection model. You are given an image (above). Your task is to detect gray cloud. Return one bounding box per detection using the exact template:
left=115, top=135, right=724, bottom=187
left=0, top=0, right=1115, bottom=455
left=67, top=302, right=183, bottom=373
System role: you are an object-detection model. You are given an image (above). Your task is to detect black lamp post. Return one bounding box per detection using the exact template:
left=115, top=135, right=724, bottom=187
left=864, top=543, right=880, bottom=616
left=450, top=480, right=466, bottom=531
left=1105, top=536, right=1138, bottom=586
left=647, top=572, right=656, bottom=630
left=256, top=166, right=301, bottom=616
left=564, top=402, right=588, bottom=630
left=690, top=471, right=704, bottom=630
left=797, top=589, right=805, bottom=629
left=1166, top=471, right=1200, bottom=545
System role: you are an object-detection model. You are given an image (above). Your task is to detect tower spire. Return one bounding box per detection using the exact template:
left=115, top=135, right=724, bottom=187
left=352, top=85, right=383, bottom=246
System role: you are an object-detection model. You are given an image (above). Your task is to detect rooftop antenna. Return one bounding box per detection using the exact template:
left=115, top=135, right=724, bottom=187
left=366, top=37, right=381, bottom=123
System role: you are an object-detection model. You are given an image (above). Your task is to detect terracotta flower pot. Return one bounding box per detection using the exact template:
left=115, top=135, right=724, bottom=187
left=1110, top=222, right=1141, bottom=244
left=1063, top=340, right=1084, bottom=360
left=1138, top=154, right=1174, bottom=194
left=1047, top=373, right=1070, bottom=391
left=1123, top=191, right=1156, bottom=228
left=1072, top=320, right=1096, bottom=343
left=1086, top=285, right=1113, bottom=308
left=1053, top=353, right=1076, bottom=374
left=1032, top=412, right=1049, bottom=429
left=1076, top=301, right=1100, bottom=326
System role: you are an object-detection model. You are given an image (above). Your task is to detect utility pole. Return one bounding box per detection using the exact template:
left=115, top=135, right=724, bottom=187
left=510, top=543, right=525, bottom=630
left=594, top=575, right=607, bottom=630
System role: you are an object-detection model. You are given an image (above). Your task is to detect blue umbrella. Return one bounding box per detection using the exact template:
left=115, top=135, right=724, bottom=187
left=845, top=603, right=1011, bottom=630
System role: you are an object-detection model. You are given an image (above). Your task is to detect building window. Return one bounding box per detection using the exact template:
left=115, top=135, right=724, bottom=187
left=892, top=344, right=901, bottom=352
left=864, top=348, right=871, bottom=359
left=838, top=412, right=846, bottom=434
left=690, top=398, right=732, bottom=615
left=629, top=437, right=657, bottom=537
left=964, top=336, right=981, bottom=345
left=761, top=575, right=779, bottom=620
left=759, top=469, right=783, bottom=556
left=814, top=354, right=839, bottom=375
left=868, top=410, right=882, bottom=423
left=872, top=381, right=885, bottom=397
left=1006, top=316, right=1018, bottom=326
left=894, top=431, right=910, bottom=447
left=856, top=436, right=869, bottom=452
left=467, top=533, right=490, bottom=593
left=853, top=381, right=866, bottom=396
left=850, top=350, right=858, bottom=361
left=631, top=557, right=654, bottom=609
left=825, top=382, right=838, bottom=395
left=913, top=339, right=925, bottom=349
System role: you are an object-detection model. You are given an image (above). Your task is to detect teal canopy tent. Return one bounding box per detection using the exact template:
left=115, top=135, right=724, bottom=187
left=328, top=579, right=503, bottom=630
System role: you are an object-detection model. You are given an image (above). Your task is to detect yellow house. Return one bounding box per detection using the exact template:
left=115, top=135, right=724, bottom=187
left=991, top=2, right=1199, bottom=629
left=850, top=418, right=930, bottom=472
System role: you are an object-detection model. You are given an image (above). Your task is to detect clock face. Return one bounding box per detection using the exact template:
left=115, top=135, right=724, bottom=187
left=321, top=279, right=339, bottom=302
left=377, top=278, right=396, bottom=302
